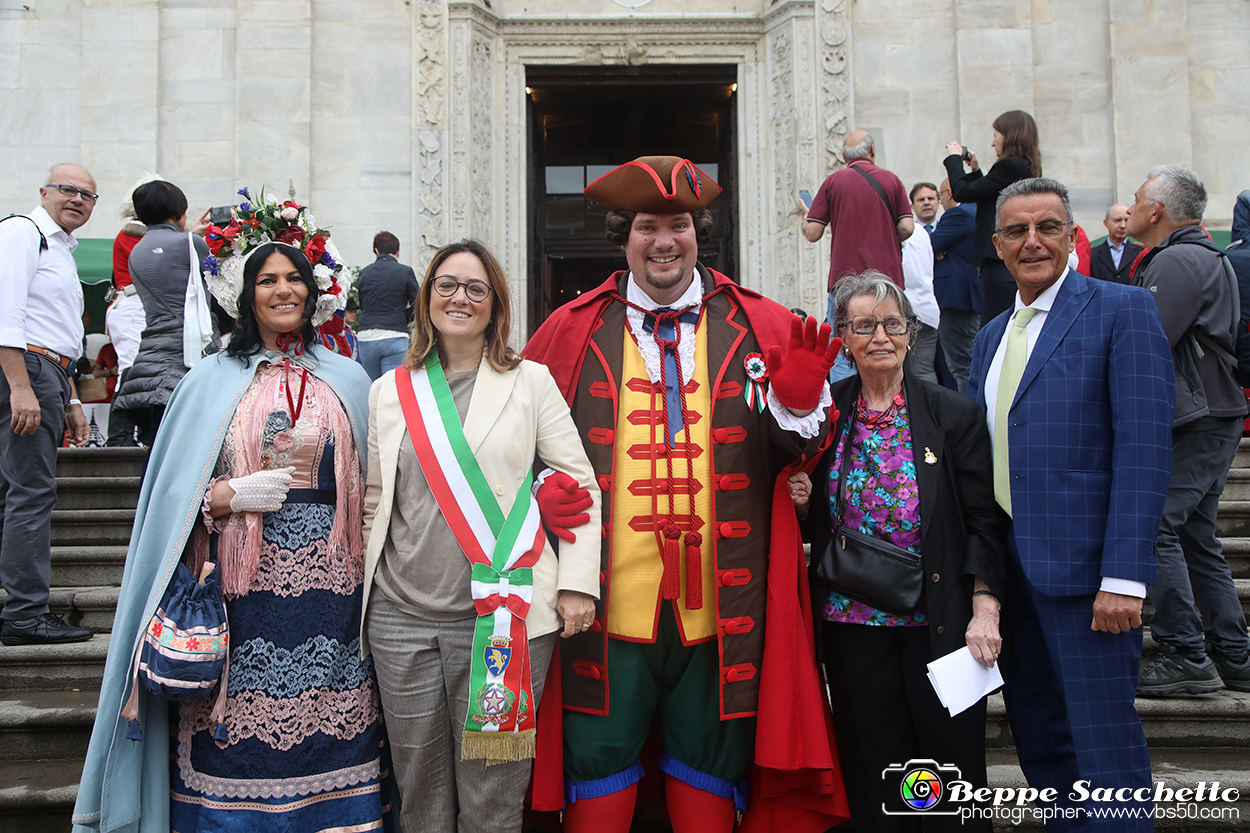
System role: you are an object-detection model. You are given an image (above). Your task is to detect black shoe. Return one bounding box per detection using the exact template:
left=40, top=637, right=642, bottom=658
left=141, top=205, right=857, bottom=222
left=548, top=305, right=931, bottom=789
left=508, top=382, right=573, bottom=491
left=0, top=613, right=93, bottom=646
left=1212, top=654, right=1250, bottom=693
left=1138, top=646, right=1224, bottom=696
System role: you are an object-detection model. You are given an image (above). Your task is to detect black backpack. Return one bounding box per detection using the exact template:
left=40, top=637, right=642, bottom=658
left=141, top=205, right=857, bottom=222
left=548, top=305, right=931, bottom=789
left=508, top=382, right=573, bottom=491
left=1167, top=239, right=1250, bottom=387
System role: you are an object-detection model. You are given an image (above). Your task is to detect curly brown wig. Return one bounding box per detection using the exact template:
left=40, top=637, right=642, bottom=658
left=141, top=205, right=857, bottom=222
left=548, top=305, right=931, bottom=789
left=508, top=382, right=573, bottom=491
left=605, top=208, right=714, bottom=247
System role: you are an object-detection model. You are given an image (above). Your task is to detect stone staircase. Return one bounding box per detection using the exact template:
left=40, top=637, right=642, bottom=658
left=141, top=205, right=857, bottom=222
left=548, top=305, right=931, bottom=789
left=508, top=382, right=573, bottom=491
left=3, top=445, right=1250, bottom=831
left=0, top=448, right=139, bottom=833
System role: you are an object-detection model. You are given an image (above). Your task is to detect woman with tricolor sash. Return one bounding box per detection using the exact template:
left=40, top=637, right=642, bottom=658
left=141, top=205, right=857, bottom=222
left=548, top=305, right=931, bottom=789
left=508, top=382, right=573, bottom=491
left=361, top=238, right=602, bottom=833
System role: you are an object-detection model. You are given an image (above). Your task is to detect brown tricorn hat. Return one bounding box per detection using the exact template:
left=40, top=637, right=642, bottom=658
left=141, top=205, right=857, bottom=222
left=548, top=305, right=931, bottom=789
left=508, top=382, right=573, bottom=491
left=584, top=156, right=722, bottom=214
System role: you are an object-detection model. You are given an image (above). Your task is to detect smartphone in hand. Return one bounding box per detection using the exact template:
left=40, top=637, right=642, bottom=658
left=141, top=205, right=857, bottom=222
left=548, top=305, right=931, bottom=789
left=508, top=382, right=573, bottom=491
left=799, top=189, right=813, bottom=208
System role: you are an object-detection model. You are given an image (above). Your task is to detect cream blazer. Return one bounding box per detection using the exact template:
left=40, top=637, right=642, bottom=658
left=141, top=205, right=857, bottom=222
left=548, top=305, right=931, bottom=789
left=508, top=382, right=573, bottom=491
left=360, top=355, right=602, bottom=655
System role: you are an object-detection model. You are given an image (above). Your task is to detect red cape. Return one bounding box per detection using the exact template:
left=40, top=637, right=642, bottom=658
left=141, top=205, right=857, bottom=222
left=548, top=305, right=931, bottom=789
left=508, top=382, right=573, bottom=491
left=524, top=270, right=850, bottom=831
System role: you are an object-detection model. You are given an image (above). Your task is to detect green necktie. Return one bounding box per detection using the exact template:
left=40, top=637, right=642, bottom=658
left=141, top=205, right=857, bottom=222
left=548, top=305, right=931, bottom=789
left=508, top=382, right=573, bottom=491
left=994, top=307, right=1038, bottom=516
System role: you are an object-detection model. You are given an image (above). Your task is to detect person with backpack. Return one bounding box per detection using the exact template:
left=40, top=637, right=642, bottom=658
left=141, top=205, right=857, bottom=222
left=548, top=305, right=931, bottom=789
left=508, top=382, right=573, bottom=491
left=1128, top=165, right=1250, bottom=696
left=0, top=165, right=96, bottom=646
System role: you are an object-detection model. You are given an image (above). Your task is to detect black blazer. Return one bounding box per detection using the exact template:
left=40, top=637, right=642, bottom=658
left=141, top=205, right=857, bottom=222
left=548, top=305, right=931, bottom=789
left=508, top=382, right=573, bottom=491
left=943, top=155, right=1033, bottom=268
left=806, top=373, right=1007, bottom=659
left=1089, top=240, right=1144, bottom=285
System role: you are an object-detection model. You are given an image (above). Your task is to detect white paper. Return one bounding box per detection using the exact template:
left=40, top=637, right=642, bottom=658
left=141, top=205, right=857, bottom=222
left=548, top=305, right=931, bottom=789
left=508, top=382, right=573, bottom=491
left=926, top=646, right=1004, bottom=717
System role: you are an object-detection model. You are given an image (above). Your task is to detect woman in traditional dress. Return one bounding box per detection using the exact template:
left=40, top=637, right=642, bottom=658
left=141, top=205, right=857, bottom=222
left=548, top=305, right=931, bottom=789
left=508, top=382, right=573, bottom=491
left=361, top=238, right=601, bottom=833
left=73, top=238, right=393, bottom=832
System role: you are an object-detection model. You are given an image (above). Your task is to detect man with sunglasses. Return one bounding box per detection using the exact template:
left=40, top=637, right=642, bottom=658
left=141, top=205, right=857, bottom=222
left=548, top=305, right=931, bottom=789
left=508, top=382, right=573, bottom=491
left=968, top=177, right=1173, bottom=828
left=0, top=164, right=96, bottom=646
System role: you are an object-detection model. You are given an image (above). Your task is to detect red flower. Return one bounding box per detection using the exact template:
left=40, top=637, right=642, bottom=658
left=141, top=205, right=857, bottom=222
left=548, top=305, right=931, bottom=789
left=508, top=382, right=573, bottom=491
left=276, top=226, right=305, bottom=246
left=282, top=200, right=303, bottom=210
left=205, top=226, right=226, bottom=256
left=221, top=218, right=242, bottom=241
left=304, top=235, right=327, bottom=263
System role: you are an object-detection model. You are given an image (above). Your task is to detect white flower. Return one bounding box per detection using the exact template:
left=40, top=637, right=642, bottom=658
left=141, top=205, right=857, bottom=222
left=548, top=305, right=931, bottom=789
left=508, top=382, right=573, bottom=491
left=313, top=263, right=333, bottom=288
left=265, top=191, right=279, bottom=206
left=280, top=206, right=299, bottom=221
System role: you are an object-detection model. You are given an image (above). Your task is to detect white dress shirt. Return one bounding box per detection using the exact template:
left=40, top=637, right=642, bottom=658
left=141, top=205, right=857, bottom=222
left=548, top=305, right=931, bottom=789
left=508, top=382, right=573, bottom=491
left=901, top=221, right=940, bottom=329
left=1109, top=240, right=1126, bottom=269
left=984, top=267, right=1145, bottom=599
left=0, top=206, right=85, bottom=359
left=624, top=271, right=829, bottom=439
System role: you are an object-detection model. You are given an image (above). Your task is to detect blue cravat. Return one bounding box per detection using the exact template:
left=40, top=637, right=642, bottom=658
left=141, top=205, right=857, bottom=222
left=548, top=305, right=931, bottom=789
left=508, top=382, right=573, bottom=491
left=642, top=307, right=700, bottom=445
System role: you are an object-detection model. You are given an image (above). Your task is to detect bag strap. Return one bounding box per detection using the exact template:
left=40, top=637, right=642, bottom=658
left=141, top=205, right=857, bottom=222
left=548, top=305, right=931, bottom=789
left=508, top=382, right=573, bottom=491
left=1, top=214, right=48, bottom=253
left=847, top=164, right=895, bottom=217
left=128, top=259, right=185, bottom=325
left=1169, top=239, right=1240, bottom=367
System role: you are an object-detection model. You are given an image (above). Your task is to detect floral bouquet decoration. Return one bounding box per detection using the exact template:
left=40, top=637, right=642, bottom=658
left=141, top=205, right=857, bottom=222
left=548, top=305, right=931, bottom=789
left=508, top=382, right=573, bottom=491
left=202, top=186, right=351, bottom=326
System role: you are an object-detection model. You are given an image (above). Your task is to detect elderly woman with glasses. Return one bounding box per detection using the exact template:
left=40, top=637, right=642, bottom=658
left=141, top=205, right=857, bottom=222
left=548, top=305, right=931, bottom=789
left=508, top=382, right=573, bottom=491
left=360, top=239, right=601, bottom=833
left=791, top=270, right=1006, bottom=832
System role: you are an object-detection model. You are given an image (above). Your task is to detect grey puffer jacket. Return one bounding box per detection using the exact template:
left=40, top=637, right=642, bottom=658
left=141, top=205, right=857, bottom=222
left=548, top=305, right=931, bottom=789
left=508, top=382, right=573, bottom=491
left=112, top=223, right=218, bottom=411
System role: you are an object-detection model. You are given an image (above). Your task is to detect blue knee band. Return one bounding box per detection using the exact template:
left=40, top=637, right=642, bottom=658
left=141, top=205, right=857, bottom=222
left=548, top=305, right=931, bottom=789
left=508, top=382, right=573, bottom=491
left=658, top=753, right=749, bottom=813
left=565, top=759, right=645, bottom=803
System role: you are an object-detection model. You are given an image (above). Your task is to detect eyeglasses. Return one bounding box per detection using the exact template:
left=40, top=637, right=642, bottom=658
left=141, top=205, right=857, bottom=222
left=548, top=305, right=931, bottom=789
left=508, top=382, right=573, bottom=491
left=845, top=315, right=910, bottom=336
left=432, top=276, right=492, bottom=303
left=995, top=220, right=1071, bottom=242
left=45, top=184, right=99, bottom=204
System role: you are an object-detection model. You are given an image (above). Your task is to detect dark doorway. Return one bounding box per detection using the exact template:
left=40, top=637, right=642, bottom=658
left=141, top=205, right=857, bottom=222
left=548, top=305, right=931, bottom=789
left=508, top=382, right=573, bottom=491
left=525, top=65, right=739, bottom=335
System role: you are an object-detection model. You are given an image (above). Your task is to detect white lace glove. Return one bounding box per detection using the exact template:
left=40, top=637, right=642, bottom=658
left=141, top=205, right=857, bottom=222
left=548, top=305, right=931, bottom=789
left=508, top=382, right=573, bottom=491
left=228, top=466, right=296, bottom=513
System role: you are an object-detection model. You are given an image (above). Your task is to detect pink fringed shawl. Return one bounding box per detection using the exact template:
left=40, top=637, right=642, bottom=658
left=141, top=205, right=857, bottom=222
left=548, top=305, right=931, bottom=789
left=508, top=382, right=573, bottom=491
left=193, top=364, right=363, bottom=596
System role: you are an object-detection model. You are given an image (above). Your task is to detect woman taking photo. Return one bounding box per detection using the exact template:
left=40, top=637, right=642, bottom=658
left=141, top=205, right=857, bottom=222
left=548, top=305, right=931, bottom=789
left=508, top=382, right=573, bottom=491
left=797, top=271, right=1006, bottom=832
left=361, top=239, right=600, bottom=833
left=944, top=109, right=1042, bottom=325
left=75, top=215, right=393, bottom=830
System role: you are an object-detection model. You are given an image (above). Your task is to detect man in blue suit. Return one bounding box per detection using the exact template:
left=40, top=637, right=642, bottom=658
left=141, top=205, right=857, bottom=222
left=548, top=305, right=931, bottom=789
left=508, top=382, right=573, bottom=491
left=969, top=178, right=1174, bottom=830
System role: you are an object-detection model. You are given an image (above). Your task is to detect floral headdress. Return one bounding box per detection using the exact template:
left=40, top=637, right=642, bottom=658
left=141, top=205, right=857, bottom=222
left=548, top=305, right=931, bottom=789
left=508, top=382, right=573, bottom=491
left=202, top=186, right=351, bottom=327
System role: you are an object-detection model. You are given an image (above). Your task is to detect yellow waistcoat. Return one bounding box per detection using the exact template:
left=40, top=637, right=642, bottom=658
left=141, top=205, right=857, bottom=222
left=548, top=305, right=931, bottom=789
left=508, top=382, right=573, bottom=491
left=608, top=318, right=715, bottom=643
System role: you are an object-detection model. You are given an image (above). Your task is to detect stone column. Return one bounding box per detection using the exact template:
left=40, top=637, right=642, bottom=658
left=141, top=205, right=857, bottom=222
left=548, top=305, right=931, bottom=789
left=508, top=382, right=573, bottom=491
left=81, top=0, right=160, bottom=234
left=413, top=0, right=450, bottom=275
left=953, top=0, right=1035, bottom=156
left=158, top=1, right=238, bottom=212
left=310, top=0, right=415, bottom=264
left=1109, top=0, right=1192, bottom=208
left=234, top=0, right=312, bottom=207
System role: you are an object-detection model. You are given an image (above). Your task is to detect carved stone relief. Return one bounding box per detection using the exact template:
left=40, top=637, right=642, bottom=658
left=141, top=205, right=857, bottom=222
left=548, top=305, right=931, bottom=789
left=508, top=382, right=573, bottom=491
left=818, top=0, right=850, bottom=170
left=768, top=29, right=798, bottom=296
left=471, top=32, right=494, bottom=236
left=415, top=0, right=447, bottom=266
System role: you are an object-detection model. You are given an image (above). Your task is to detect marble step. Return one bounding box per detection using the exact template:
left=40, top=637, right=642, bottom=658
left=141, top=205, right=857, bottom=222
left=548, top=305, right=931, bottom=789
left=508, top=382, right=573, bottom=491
left=0, top=689, right=97, bottom=763
left=50, top=546, right=129, bottom=588
left=985, top=691, right=1250, bottom=750
left=53, top=475, right=141, bottom=511
left=0, top=635, right=110, bottom=691
left=0, top=586, right=119, bottom=633
left=49, top=508, right=135, bottom=547
left=1220, top=538, right=1250, bottom=579
left=983, top=748, right=1250, bottom=830
left=54, top=447, right=146, bottom=479
left=1, top=750, right=1247, bottom=833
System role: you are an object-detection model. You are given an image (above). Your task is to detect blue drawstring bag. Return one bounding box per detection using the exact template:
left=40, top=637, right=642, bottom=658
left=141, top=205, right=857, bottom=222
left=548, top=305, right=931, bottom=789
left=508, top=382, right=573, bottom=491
left=123, top=561, right=230, bottom=741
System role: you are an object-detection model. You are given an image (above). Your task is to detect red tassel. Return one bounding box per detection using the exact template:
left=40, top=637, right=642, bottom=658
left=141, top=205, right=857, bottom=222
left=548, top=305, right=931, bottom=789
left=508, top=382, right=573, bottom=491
left=661, top=524, right=682, bottom=600
left=684, top=531, right=703, bottom=609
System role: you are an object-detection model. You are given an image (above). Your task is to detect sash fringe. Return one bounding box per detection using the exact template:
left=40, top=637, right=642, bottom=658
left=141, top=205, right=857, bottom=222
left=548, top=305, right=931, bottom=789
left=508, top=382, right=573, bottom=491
left=462, top=728, right=537, bottom=764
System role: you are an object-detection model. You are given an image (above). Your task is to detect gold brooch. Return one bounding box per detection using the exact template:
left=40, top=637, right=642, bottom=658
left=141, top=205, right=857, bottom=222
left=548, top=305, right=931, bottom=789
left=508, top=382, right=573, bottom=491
left=924, top=447, right=937, bottom=465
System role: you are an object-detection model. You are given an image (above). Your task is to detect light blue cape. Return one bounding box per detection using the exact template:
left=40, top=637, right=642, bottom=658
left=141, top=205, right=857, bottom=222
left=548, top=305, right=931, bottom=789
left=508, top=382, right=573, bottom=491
left=72, top=346, right=370, bottom=833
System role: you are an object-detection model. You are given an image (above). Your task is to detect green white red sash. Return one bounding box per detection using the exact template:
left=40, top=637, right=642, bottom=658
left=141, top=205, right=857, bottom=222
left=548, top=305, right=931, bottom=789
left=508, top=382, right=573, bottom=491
left=395, top=357, right=546, bottom=762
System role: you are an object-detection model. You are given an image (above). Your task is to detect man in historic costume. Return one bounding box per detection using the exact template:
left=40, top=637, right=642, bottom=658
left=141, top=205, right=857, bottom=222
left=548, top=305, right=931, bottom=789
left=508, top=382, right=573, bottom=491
left=524, top=156, right=850, bottom=833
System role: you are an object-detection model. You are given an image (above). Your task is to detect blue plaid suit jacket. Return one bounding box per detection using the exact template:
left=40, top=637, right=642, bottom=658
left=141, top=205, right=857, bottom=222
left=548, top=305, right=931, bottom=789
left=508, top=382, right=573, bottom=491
left=969, top=270, right=1175, bottom=595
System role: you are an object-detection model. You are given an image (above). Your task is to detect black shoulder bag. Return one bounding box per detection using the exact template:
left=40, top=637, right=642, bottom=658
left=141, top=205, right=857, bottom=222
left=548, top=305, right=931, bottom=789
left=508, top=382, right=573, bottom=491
left=815, top=406, right=925, bottom=614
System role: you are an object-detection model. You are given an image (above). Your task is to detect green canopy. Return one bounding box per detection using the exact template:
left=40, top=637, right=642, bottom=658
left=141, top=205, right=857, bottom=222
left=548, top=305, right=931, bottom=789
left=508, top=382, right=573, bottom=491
left=72, top=237, right=113, bottom=285
left=73, top=238, right=113, bottom=335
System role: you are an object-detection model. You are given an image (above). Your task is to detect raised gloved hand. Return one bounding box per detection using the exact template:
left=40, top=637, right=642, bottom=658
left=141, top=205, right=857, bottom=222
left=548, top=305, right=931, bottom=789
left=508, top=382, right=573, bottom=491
left=765, top=316, right=842, bottom=411
left=228, top=466, right=296, bottom=514
left=536, top=471, right=593, bottom=544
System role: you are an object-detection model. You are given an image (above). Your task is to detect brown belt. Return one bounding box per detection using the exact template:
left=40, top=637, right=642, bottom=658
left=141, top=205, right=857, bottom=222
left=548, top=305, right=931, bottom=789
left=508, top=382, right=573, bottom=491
left=26, top=344, right=73, bottom=371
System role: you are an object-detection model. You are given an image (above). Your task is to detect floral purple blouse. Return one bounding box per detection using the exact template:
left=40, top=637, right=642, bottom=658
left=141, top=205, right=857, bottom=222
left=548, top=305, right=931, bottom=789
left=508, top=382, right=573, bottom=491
left=823, top=390, right=927, bottom=627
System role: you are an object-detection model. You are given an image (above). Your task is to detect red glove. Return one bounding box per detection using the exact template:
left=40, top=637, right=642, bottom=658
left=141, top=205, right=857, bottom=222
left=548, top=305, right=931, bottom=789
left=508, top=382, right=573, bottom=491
left=535, top=471, right=593, bottom=544
left=765, top=315, right=842, bottom=411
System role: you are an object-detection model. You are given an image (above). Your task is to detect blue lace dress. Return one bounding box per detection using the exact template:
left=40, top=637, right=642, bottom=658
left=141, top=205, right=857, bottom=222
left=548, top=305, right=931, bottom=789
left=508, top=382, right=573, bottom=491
left=170, top=362, right=393, bottom=831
